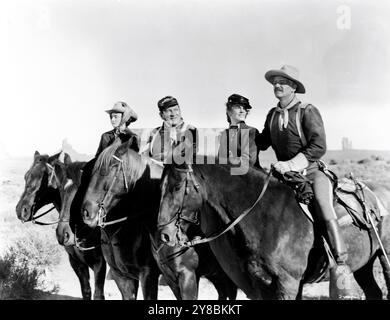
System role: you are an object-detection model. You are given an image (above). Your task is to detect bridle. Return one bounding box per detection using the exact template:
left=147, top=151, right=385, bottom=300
left=158, top=165, right=200, bottom=229
left=159, top=165, right=273, bottom=248
left=156, top=165, right=201, bottom=247
left=28, top=163, right=59, bottom=226
left=96, top=155, right=129, bottom=228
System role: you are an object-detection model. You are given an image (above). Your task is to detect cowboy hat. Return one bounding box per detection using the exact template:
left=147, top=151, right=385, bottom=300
left=105, top=101, right=138, bottom=124
left=264, top=65, right=306, bottom=94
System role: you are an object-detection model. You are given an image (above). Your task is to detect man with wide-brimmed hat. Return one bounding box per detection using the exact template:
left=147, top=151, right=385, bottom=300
left=257, top=65, right=353, bottom=299
left=95, top=101, right=140, bottom=157
left=141, top=96, right=198, bottom=164
left=218, top=93, right=261, bottom=171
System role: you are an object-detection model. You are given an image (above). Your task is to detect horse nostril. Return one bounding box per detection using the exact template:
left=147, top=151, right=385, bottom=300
left=161, top=233, right=170, bottom=243
left=21, top=206, right=29, bottom=221
left=83, top=209, right=89, bottom=219
left=64, top=232, right=70, bottom=241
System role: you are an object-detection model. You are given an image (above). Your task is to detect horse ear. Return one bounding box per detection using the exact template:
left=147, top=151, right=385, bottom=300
left=34, top=151, right=40, bottom=159
left=64, top=153, right=72, bottom=165
left=49, top=151, right=62, bottom=163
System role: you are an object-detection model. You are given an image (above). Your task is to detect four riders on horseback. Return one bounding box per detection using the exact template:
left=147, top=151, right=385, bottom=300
left=81, top=65, right=361, bottom=299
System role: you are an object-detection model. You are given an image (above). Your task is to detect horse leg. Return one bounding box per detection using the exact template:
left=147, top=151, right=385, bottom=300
left=205, top=273, right=237, bottom=300
left=139, top=268, right=160, bottom=300
left=378, top=252, right=390, bottom=300
left=295, top=280, right=305, bottom=300
left=178, top=268, right=198, bottom=300
left=164, top=275, right=183, bottom=300
left=272, top=274, right=301, bottom=300
left=68, top=253, right=91, bottom=300
left=92, top=255, right=106, bottom=300
left=110, top=269, right=139, bottom=300
left=353, top=254, right=383, bottom=300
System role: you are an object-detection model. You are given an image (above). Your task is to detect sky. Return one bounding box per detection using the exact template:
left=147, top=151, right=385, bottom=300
left=0, top=0, right=389, bottom=157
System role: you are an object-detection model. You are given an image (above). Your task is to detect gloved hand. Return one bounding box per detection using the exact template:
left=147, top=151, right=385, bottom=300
left=273, top=161, right=291, bottom=174
left=288, top=153, right=309, bottom=172
left=273, top=153, right=309, bottom=174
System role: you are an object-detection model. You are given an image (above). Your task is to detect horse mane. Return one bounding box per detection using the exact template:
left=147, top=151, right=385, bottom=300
left=93, top=139, right=123, bottom=175
left=117, top=149, right=146, bottom=189
left=66, top=161, right=86, bottom=186
left=93, top=140, right=148, bottom=189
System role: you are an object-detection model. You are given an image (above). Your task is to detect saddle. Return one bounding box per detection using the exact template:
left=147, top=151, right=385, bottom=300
left=274, top=165, right=388, bottom=231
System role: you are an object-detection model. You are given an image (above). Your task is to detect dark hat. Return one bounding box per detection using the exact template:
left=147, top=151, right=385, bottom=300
left=158, top=96, right=179, bottom=111
left=227, top=94, right=252, bottom=109
left=105, top=101, right=138, bottom=124
left=264, top=65, right=306, bottom=94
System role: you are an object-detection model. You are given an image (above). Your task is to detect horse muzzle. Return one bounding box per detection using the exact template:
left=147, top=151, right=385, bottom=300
left=56, top=222, right=75, bottom=246
left=16, top=202, right=33, bottom=222
left=81, top=201, right=99, bottom=227
left=159, top=224, right=186, bottom=247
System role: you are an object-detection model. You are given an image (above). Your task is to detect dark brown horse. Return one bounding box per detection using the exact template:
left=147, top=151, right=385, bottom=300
left=71, top=144, right=160, bottom=300
left=158, top=162, right=390, bottom=300
left=15, top=151, right=106, bottom=300
left=55, top=154, right=149, bottom=300
left=81, top=140, right=237, bottom=299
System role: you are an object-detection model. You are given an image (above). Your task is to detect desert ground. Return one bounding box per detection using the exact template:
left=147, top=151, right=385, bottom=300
left=1, top=148, right=390, bottom=300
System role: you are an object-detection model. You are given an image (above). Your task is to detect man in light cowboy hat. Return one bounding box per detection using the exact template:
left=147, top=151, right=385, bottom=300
left=95, top=101, right=140, bottom=157
left=141, top=96, right=198, bottom=164
left=218, top=93, right=261, bottom=171
left=257, top=65, right=354, bottom=299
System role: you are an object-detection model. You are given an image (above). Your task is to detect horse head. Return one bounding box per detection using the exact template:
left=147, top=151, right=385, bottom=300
left=52, top=153, right=80, bottom=246
left=16, top=150, right=61, bottom=222
left=82, top=139, right=145, bottom=228
left=158, top=163, right=203, bottom=247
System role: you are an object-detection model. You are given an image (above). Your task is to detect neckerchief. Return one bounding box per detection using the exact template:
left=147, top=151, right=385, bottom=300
left=275, top=97, right=300, bottom=130
left=163, top=118, right=185, bottom=144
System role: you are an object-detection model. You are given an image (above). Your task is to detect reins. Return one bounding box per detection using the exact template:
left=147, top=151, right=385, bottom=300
left=181, top=168, right=273, bottom=247
left=31, top=205, right=58, bottom=225
left=159, top=165, right=273, bottom=248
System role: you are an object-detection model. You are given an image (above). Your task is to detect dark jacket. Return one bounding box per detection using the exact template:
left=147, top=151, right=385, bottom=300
left=95, top=128, right=140, bottom=158
left=218, top=122, right=261, bottom=168
left=257, top=102, right=326, bottom=162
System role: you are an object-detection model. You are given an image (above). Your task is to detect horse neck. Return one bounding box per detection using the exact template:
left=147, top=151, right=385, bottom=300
left=67, top=162, right=86, bottom=186
left=195, top=164, right=273, bottom=226
left=124, top=156, right=163, bottom=229
left=38, top=183, right=61, bottom=213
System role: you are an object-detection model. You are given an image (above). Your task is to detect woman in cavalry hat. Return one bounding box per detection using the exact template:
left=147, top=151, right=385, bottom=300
left=257, top=65, right=354, bottom=299
left=217, top=93, right=262, bottom=172
left=95, top=101, right=140, bottom=157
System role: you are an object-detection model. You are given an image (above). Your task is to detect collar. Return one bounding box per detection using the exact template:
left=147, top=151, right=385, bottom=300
left=229, top=121, right=245, bottom=129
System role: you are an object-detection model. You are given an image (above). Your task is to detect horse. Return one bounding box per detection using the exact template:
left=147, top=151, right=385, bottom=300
left=53, top=153, right=151, bottom=300
left=157, top=162, right=390, bottom=300
left=67, top=143, right=161, bottom=300
left=81, top=140, right=237, bottom=300
left=15, top=151, right=106, bottom=300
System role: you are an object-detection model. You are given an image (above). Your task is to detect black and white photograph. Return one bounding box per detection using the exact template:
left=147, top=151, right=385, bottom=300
left=1, top=0, right=390, bottom=310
